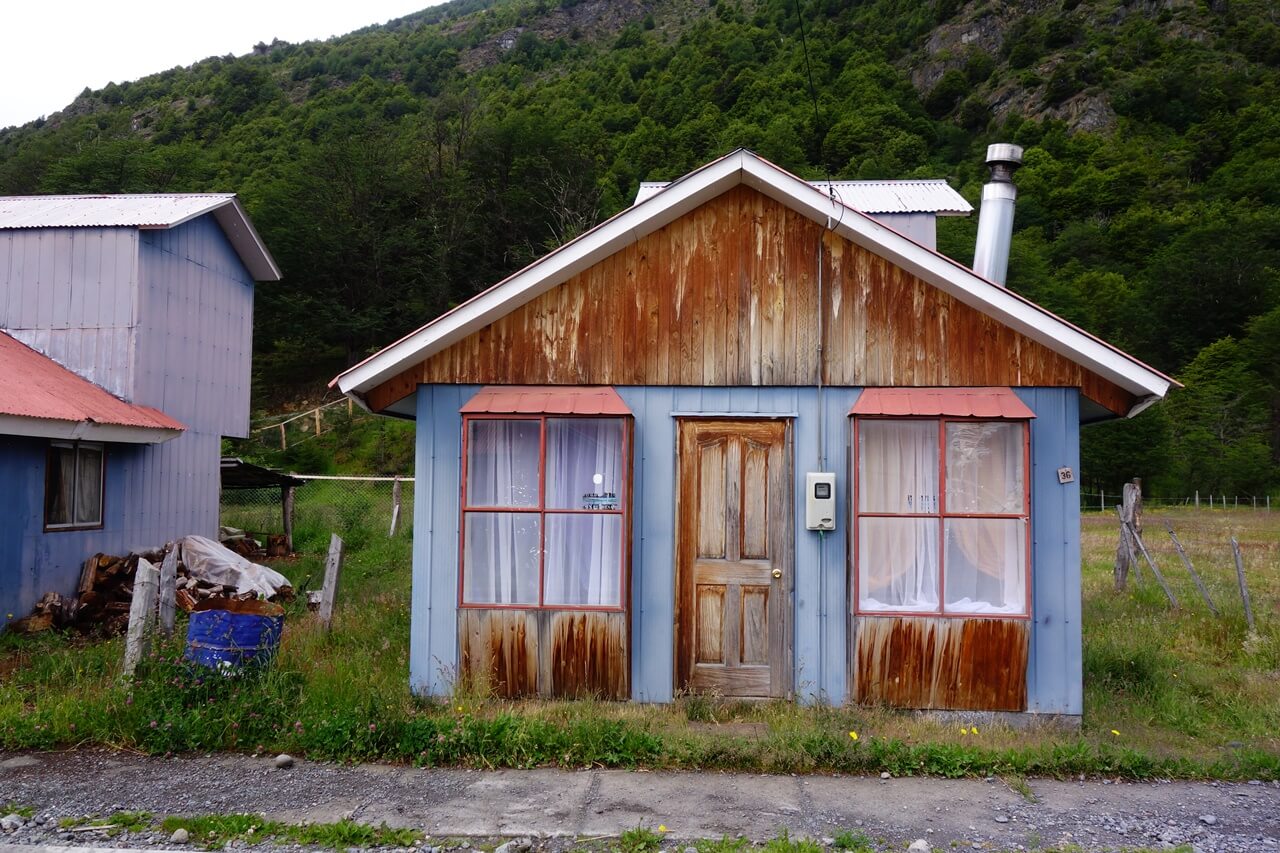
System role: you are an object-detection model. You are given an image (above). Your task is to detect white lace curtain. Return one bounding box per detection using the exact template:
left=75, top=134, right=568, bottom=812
left=857, top=419, right=1025, bottom=615
left=462, top=418, right=623, bottom=607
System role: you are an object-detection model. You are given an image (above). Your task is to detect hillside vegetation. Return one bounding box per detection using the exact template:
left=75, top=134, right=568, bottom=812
left=3, top=0, right=1279, bottom=496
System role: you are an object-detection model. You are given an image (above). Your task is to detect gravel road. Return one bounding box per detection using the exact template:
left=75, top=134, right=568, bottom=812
left=2, top=751, right=1277, bottom=852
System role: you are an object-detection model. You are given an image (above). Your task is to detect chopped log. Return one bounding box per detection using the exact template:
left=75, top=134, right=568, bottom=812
left=174, top=589, right=197, bottom=612
left=122, top=559, right=159, bottom=678
left=158, top=544, right=179, bottom=638
left=1165, top=521, right=1218, bottom=616
left=319, top=533, right=344, bottom=632
left=267, top=534, right=289, bottom=558
left=79, top=554, right=103, bottom=595
left=9, top=613, right=53, bottom=634
left=1231, top=537, right=1256, bottom=633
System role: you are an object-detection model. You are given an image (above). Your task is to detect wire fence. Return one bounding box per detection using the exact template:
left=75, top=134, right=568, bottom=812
left=220, top=475, right=414, bottom=554
left=1079, top=490, right=1273, bottom=513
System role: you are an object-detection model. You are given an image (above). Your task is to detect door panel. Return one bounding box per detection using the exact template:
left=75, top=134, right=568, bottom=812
left=677, top=419, right=792, bottom=698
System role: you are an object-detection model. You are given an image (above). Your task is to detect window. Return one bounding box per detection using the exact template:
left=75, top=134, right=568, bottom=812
left=854, top=418, right=1028, bottom=617
left=461, top=416, right=628, bottom=609
left=45, top=441, right=104, bottom=530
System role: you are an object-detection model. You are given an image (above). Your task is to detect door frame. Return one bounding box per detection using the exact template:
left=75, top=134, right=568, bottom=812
left=672, top=416, right=794, bottom=699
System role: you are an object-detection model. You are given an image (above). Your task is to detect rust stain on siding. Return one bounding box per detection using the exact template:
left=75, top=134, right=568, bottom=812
left=366, top=185, right=1134, bottom=417
left=549, top=611, right=629, bottom=699
left=457, top=609, right=628, bottom=700
left=854, top=616, right=1028, bottom=711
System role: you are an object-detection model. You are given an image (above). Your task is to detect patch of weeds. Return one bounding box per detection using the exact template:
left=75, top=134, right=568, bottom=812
left=160, top=814, right=272, bottom=848
left=1003, top=774, right=1037, bottom=802
left=160, top=815, right=420, bottom=851
left=59, top=812, right=153, bottom=836
left=683, top=693, right=716, bottom=723
left=289, top=818, right=420, bottom=849
left=761, top=829, right=823, bottom=853
left=1, top=803, right=35, bottom=819
left=695, top=836, right=751, bottom=853
left=620, top=826, right=664, bottom=853
left=831, top=829, right=873, bottom=851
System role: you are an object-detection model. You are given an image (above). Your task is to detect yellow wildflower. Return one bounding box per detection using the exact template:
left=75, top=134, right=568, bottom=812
left=1111, top=729, right=1121, bottom=736
left=658, top=825, right=669, bottom=833
left=971, top=726, right=978, bottom=735
left=849, top=731, right=859, bottom=741
left=959, top=727, right=967, bottom=735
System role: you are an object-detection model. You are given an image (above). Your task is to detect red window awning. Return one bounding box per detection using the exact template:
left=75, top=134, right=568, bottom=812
left=850, top=387, right=1035, bottom=419
left=460, top=386, right=633, bottom=416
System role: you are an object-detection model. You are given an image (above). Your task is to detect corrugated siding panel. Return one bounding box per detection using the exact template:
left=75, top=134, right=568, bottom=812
left=1016, top=387, right=1083, bottom=715
left=0, top=228, right=139, bottom=398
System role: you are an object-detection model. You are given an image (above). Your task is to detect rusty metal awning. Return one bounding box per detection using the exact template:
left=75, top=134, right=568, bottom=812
left=850, top=387, right=1036, bottom=419
left=461, top=386, right=632, bottom=416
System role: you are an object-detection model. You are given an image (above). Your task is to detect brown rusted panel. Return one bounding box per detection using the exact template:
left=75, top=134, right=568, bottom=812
left=548, top=610, right=629, bottom=699
left=365, top=185, right=1134, bottom=417
left=853, top=616, right=1028, bottom=711
left=458, top=608, right=539, bottom=699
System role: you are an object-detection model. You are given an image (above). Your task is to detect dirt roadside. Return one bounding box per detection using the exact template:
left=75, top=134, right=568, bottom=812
left=1, top=751, right=1277, bottom=852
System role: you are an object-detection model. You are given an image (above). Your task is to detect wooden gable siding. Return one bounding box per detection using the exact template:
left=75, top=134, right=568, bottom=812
left=368, top=185, right=1134, bottom=415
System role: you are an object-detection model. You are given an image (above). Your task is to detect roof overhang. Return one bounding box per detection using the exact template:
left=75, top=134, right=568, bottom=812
left=143, top=197, right=281, bottom=282
left=0, top=413, right=183, bottom=444
left=334, top=149, right=1175, bottom=418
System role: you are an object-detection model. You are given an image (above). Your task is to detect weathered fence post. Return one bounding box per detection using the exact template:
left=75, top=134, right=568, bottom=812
left=1114, top=479, right=1143, bottom=590
left=1231, top=537, right=1256, bottom=633
left=1194, top=490, right=1199, bottom=509
left=319, top=534, right=344, bottom=632
left=123, top=559, right=160, bottom=677
left=279, top=422, right=287, bottom=451
left=389, top=475, right=402, bottom=537
left=1126, top=520, right=1178, bottom=608
left=314, top=408, right=322, bottom=436
left=157, top=544, right=179, bottom=638
left=282, top=485, right=295, bottom=553
left=1165, top=521, right=1218, bottom=616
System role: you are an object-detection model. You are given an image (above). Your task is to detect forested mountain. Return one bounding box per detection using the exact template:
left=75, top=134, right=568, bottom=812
left=2, top=0, right=1279, bottom=497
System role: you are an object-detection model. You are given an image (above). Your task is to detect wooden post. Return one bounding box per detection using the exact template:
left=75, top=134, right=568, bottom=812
left=1100, top=490, right=1105, bottom=513
left=282, top=485, right=295, bottom=553
left=1114, top=480, right=1143, bottom=590
left=1165, top=521, right=1218, bottom=616
left=157, top=544, right=180, bottom=638
left=348, top=397, right=353, bottom=416
left=314, top=408, right=322, bottom=436
left=122, top=559, right=159, bottom=677
left=1231, top=536, right=1256, bottom=633
left=1195, top=490, right=1199, bottom=509
left=279, top=422, right=287, bottom=450
left=1268, top=495, right=1271, bottom=512
left=1126, top=521, right=1178, bottom=608
left=319, top=534, right=344, bottom=632
left=389, top=475, right=402, bottom=537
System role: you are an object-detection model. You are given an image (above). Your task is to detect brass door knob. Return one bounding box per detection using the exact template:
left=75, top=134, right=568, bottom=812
left=771, top=568, right=782, bottom=579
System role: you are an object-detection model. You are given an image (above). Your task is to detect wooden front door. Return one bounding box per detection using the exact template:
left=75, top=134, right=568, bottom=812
left=676, top=419, right=792, bottom=698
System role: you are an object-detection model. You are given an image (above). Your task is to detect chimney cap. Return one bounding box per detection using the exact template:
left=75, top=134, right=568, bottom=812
left=985, top=143, right=1024, bottom=168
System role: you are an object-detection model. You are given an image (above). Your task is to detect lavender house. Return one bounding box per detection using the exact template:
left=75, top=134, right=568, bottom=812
left=0, top=194, right=280, bottom=627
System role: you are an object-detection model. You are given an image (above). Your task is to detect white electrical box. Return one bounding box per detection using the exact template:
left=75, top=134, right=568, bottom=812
left=805, top=472, right=836, bottom=531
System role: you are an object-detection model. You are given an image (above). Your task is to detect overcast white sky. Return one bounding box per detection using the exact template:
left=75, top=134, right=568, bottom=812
left=0, top=1, right=441, bottom=130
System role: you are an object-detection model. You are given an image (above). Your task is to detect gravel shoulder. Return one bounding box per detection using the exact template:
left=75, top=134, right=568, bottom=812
left=2, top=751, right=1278, bottom=852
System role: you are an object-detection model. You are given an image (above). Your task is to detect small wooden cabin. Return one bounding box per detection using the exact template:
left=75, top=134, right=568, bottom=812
left=0, top=194, right=280, bottom=628
left=335, top=150, right=1172, bottom=719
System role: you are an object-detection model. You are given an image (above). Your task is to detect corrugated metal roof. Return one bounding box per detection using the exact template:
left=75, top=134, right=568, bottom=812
left=460, top=386, right=632, bottom=415
left=634, top=179, right=972, bottom=215
left=0, top=194, right=282, bottom=281
left=0, top=331, right=186, bottom=434
left=850, top=387, right=1036, bottom=418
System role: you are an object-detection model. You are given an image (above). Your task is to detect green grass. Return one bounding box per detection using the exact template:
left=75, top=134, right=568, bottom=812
left=0, top=508, right=1276, bottom=780
left=59, top=812, right=153, bottom=836
left=1, top=803, right=35, bottom=819
left=157, top=814, right=419, bottom=850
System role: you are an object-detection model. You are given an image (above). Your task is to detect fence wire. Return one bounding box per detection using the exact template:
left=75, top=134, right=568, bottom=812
left=220, top=476, right=414, bottom=553
left=1079, top=490, right=1273, bottom=513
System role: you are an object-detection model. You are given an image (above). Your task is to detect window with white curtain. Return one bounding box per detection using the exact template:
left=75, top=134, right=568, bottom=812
left=45, top=441, right=104, bottom=529
left=461, top=416, right=627, bottom=609
left=855, top=418, right=1028, bottom=617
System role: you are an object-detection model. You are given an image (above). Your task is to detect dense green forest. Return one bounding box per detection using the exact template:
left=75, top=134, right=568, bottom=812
left=2, top=0, right=1278, bottom=497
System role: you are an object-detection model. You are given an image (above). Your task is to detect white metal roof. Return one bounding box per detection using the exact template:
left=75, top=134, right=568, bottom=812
left=0, top=194, right=281, bottom=281
left=337, top=149, right=1173, bottom=418
left=634, top=178, right=973, bottom=215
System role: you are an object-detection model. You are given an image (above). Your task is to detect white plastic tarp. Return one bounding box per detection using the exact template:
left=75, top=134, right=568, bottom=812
left=179, top=535, right=291, bottom=598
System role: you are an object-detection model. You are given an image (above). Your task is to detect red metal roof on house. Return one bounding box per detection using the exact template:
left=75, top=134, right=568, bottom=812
left=460, top=386, right=632, bottom=416
left=0, top=332, right=186, bottom=432
left=850, top=387, right=1036, bottom=419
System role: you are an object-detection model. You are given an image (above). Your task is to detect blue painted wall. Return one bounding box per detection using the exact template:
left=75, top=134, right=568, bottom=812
left=408, top=384, right=1083, bottom=713
left=1, top=215, right=255, bottom=627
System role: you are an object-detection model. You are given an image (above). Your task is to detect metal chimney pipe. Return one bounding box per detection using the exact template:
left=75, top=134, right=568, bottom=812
left=972, top=143, right=1024, bottom=286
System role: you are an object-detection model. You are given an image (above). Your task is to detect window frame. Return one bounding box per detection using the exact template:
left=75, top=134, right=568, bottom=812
left=851, top=415, right=1031, bottom=620
left=458, top=413, right=631, bottom=612
left=44, top=440, right=106, bottom=532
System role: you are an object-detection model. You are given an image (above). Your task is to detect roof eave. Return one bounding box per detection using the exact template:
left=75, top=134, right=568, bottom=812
left=0, top=413, right=185, bottom=444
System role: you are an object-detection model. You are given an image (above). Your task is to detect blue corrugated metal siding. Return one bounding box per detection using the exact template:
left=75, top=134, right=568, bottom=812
left=409, top=384, right=1082, bottom=709
left=0, top=228, right=139, bottom=398
left=0, top=215, right=257, bottom=626
left=1017, top=388, right=1083, bottom=715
